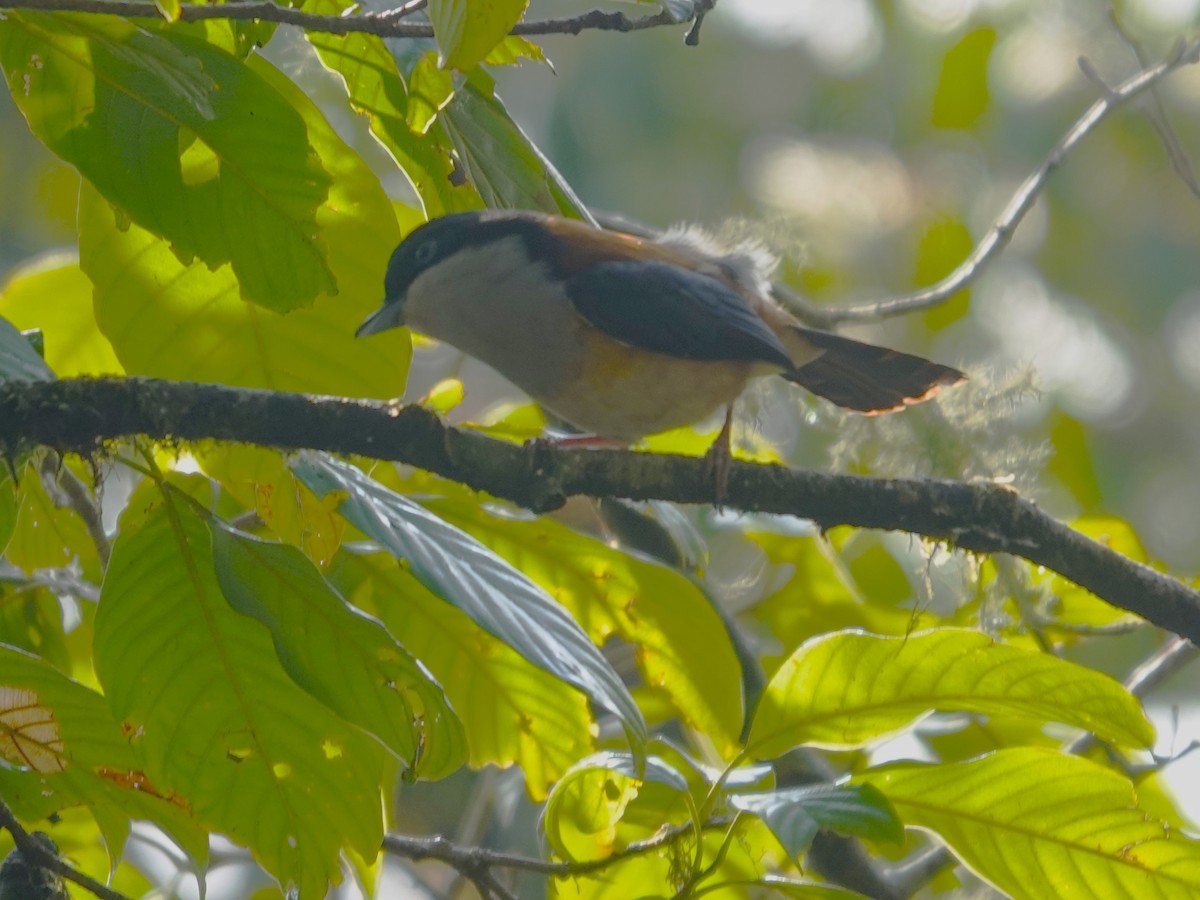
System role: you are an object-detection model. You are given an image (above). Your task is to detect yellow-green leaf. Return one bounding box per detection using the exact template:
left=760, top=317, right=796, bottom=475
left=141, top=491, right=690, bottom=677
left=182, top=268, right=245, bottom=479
left=860, top=749, right=1200, bottom=900
left=425, top=496, right=745, bottom=756
left=0, top=255, right=122, bottom=377
left=429, top=0, right=529, bottom=72
left=336, top=552, right=593, bottom=800
left=0, top=13, right=337, bottom=312
left=745, top=629, right=1154, bottom=757
left=78, top=53, right=408, bottom=397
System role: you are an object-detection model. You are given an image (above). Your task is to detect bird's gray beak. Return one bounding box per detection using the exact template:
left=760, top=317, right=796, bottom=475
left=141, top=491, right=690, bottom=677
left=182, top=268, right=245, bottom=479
left=355, top=299, right=405, bottom=338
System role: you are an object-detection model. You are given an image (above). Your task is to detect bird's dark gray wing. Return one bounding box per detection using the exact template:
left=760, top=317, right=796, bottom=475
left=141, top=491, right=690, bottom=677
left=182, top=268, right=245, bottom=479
left=565, top=260, right=794, bottom=368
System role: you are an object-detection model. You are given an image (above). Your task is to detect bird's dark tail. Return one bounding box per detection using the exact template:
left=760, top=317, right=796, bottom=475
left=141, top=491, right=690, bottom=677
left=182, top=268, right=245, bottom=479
left=781, top=326, right=965, bottom=414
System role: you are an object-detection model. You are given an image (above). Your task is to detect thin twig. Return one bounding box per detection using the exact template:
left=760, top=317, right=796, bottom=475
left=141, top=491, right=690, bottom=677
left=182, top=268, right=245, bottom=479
left=383, top=817, right=731, bottom=885
left=0, top=799, right=132, bottom=900
left=1064, top=635, right=1197, bottom=756
left=1106, top=9, right=1200, bottom=198
left=805, top=39, right=1200, bottom=326
left=37, top=453, right=110, bottom=568
left=376, top=0, right=426, bottom=22
left=0, top=0, right=688, bottom=39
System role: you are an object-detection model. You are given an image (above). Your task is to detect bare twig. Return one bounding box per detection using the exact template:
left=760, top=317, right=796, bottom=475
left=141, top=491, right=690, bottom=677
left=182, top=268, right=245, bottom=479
left=0, top=799, right=132, bottom=900
left=37, top=453, right=110, bottom=568
left=806, top=38, right=1200, bottom=326
left=1064, top=635, right=1198, bottom=756
left=1106, top=10, right=1200, bottom=198
left=384, top=817, right=731, bottom=889
left=0, top=0, right=691, bottom=39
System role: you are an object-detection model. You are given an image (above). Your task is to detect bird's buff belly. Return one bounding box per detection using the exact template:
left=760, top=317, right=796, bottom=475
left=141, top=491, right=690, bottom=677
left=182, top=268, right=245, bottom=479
left=538, top=330, right=771, bottom=442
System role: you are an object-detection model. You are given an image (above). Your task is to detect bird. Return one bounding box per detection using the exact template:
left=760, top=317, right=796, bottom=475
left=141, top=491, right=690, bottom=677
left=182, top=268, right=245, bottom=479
left=356, top=209, right=964, bottom=483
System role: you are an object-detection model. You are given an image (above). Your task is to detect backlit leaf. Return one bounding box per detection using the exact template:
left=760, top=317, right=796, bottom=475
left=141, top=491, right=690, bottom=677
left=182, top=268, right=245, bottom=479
left=0, top=13, right=336, bottom=312
left=745, top=629, right=1154, bottom=757
left=861, top=749, right=1200, bottom=900
left=211, top=523, right=468, bottom=780
left=293, top=454, right=647, bottom=755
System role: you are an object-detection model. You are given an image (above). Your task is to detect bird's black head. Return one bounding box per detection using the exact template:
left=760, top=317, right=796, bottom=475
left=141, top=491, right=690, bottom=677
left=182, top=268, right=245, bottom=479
left=357, top=210, right=545, bottom=338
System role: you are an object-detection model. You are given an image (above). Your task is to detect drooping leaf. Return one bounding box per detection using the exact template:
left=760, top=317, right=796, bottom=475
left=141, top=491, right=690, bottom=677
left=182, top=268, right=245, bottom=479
left=406, top=50, right=458, bottom=135
left=425, top=495, right=745, bottom=755
left=77, top=48, right=409, bottom=397
left=428, top=0, right=528, bottom=72
left=860, top=749, right=1200, bottom=900
left=729, top=783, right=903, bottom=860
left=210, top=522, right=468, bottom=780
left=335, top=551, right=593, bottom=799
left=0, top=13, right=336, bottom=312
left=442, top=75, right=592, bottom=217
left=293, top=454, right=648, bottom=754
left=745, top=629, right=1154, bottom=757
left=303, top=0, right=480, bottom=217
left=94, top=486, right=386, bottom=897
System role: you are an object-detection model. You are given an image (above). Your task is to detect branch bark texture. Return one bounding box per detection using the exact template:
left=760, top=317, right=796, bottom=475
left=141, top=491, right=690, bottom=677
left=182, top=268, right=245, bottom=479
left=0, top=0, right=685, bottom=38
left=1, top=376, right=1196, bottom=644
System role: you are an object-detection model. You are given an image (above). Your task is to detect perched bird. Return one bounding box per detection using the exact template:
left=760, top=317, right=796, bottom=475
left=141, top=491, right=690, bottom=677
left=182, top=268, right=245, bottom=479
left=357, top=210, right=963, bottom=471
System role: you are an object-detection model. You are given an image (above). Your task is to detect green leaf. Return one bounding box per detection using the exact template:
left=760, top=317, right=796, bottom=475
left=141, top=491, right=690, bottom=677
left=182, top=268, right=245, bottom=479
left=425, top=496, right=745, bottom=755
left=543, top=752, right=689, bottom=862
left=5, top=463, right=96, bottom=574
left=745, top=629, right=1154, bottom=757
left=0, top=13, right=336, bottom=312
left=737, top=878, right=868, bottom=898
left=0, top=644, right=208, bottom=867
left=931, top=27, right=996, bottom=130
left=0, top=468, right=17, bottom=554
left=292, top=454, right=648, bottom=754
left=94, top=488, right=386, bottom=898
left=747, top=533, right=938, bottom=672
left=729, top=783, right=903, bottom=860
left=442, top=77, right=592, bottom=217
left=0, top=255, right=121, bottom=377
left=406, top=50, right=457, bottom=135
left=0, top=315, right=53, bottom=382
left=0, top=583, right=69, bottom=671
left=428, top=0, right=528, bottom=72
left=484, top=35, right=547, bottom=67
left=860, top=749, right=1200, bottom=900
left=210, top=522, right=468, bottom=780
left=303, top=0, right=481, bottom=217
left=335, top=551, right=593, bottom=799
left=78, top=50, right=407, bottom=396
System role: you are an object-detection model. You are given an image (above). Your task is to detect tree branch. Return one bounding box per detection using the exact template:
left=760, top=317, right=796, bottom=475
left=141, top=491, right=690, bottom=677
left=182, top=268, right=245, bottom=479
left=0, top=799, right=132, bottom=900
left=799, top=38, right=1200, bottom=326
left=1, top=376, right=1197, bottom=644
left=0, top=0, right=691, bottom=39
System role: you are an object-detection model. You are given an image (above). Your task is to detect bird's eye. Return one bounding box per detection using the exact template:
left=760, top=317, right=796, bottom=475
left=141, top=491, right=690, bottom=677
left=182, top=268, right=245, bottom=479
left=414, top=240, right=438, bottom=266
